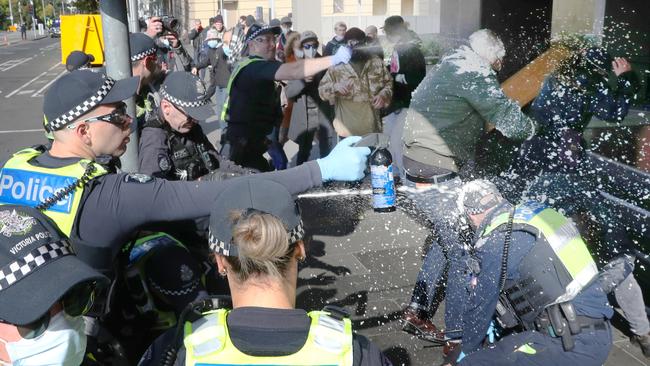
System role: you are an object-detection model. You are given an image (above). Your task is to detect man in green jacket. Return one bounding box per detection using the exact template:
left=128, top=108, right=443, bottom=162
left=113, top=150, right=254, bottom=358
left=400, top=29, right=536, bottom=340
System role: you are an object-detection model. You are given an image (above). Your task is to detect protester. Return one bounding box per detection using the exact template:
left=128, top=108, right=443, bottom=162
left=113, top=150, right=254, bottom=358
left=276, top=16, right=294, bottom=62
left=229, top=15, right=255, bottom=63
left=380, top=15, right=426, bottom=176
left=365, top=25, right=379, bottom=44
left=319, top=27, right=392, bottom=137
left=187, top=19, right=203, bottom=60
left=283, top=31, right=336, bottom=165
left=144, top=16, right=192, bottom=72
left=400, top=29, right=536, bottom=341
left=324, top=21, right=347, bottom=56
left=278, top=32, right=303, bottom=154
left=138, top=179, right=391, bottom=366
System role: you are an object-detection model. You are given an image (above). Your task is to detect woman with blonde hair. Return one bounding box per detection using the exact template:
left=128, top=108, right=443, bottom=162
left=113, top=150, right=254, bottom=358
left=140, top=179, right=389, bottom=366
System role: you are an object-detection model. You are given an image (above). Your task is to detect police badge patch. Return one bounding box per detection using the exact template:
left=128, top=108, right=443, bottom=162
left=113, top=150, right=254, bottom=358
left=180, top=264, right=194, bottom=282
left=158, top=154, right=171, bottom=172
left=124, top=173, right=153, bottom=184
left=0, top=209, right=37, bottom=237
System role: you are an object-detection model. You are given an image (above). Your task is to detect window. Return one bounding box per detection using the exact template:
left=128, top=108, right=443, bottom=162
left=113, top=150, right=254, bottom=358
left=373, top=0, right=387, bottom=15
left=333, top=0, right=344, bottom=13
left=402, top=0, right=413, bottom=16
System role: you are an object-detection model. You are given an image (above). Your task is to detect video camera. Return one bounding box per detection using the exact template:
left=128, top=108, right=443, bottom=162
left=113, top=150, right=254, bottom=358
left=161, top=15, right=180, bottom=35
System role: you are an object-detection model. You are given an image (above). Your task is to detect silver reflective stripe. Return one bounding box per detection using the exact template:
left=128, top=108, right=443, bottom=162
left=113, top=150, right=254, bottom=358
left=191, top=313, right=223, bottom=357
left=313, top=315, right=346, bottom=354
left=544, top=220, right=578, bottom=253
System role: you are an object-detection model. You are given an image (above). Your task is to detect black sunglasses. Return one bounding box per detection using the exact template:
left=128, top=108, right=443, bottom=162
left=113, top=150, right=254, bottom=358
left=81, top=102, right=130, bottom=128
left=303, top=44, right=318, bottom=50
left=15, top=281, right=97, bottom=339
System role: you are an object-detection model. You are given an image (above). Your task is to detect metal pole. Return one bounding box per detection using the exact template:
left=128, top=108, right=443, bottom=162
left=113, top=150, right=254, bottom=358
left=269, top=0, right=274, bottom=20
left=127, top=0, right=139, bottom=32
left=61, top=0, right=64, bottom=15
left=31, top=0, right=37, bottom=39
left=40, top=0, right=45, bottom=21
left=100, top=0, right=139, bottom=172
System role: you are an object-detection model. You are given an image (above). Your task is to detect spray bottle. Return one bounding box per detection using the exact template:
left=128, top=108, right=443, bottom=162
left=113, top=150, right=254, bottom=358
left=352, top=133, right=396, bottom=212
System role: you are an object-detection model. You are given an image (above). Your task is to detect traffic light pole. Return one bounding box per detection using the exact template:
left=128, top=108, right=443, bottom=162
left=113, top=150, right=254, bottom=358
left=99, top=0, right=139, bottom=172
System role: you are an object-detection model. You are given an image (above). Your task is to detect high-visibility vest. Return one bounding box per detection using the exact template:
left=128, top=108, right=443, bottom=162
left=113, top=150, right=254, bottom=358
left=480, top=201, right=599, bottom=326
left=0, top=148, right=107, bottom=236
left=220, top=57, right=265, bottom=122
left=184, top=309, right=354, bottom=366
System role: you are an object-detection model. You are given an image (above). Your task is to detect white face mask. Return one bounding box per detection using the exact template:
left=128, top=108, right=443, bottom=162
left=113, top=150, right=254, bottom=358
left=160, top=38, right=170, bottom=48
left=0, top=312, right=87, bottom=366
left=207, top=40, right=222, bottom=49
left=294, top=48, right=304, bottom=59
left=281, top=26, right=290, bottom=35
left=304, top=48, right=317, bottom=59
left=334, top=35, right=344, bottom=42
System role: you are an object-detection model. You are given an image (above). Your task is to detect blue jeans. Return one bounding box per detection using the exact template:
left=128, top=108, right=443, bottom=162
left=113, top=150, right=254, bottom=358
left=405, top=176, right=467, bottom=338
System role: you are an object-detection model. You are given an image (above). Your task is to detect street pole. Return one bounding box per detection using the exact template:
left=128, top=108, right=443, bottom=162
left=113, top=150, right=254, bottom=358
left=100, top=0, right=139, bottom=172
left=127, top=0, right=139, bottom=32
left=30, top=0, right=37, bottom=39
left=269, top=0, right=274, bottom=20
left=9, top=0, right=14, bottom=26
left=61, top=0, right=64, bottom=15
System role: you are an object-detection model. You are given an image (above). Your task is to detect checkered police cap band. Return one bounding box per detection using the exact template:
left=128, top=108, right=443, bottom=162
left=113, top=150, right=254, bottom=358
left=0, top=240, right=73, bottom=292
left=47, top=78, right=115, bottom=131
left=208, top=219, right=305, bottom=256
left=160, top=86, right=210, bottom=109
left=246, top=26, right=273, bottom=42
left=148, top=277, right=200, bottom=297
left=131, top=46, right=157, bottom=62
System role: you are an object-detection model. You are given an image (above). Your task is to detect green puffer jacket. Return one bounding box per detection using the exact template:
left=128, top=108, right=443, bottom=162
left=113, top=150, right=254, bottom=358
left=402, top=46, right=536, bottom=173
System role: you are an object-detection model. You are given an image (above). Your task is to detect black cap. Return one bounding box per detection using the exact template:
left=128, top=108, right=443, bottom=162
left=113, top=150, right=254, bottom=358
left=381, top=15, right=405, bottom=31
left=214, top=15, right=224, bottom=24
left=144, top=244, right=205, bottom=314
left=208, top=179, right=304, bottom=257
left=0, top=205, right=108, bottom=325
left=344, top=27, right=366, bottom=42
left=269, top=18, right=281, bottom=27
left=245, top=23, right=282, bottom=42
left=65, top=51, right=95, bottom=72
left=160, top=71, right=214, bottom=121
left=130, top=32, right=157, bottom=62
left=43, top=70, right=139, bottom=131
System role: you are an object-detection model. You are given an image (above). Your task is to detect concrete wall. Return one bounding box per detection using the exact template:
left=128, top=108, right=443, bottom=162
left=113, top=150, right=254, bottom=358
left=551, top=0, right=606, bottom=36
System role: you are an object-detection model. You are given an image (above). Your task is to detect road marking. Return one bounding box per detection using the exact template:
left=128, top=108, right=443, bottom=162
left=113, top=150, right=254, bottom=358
left=0, top=129, right=43, bottom=134
left=48, top=62, right=61, bottom=71
left=32, top=70, right=66, bottom=97
left=18, top=90, right=34, bottom=95
left=5, top=70, right=48, bottom=98
left=0, top=56, right=33, bottom=71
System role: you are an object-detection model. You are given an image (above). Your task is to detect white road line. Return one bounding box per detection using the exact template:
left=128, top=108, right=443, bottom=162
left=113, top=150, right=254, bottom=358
left=0, top=129, right=43, bottom=134
left=32, top=70, right=66, bottom=97
left=5, top=70, right=47, bottom=98
left=0, top=56, right=33, bottom=71
left=48, top=62, right=61, bottom=71
left=17, top=90, right=34, bottom=95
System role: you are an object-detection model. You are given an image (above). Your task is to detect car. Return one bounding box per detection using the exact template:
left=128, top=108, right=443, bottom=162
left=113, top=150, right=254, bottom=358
left=49, top=20, right=61, bottom=38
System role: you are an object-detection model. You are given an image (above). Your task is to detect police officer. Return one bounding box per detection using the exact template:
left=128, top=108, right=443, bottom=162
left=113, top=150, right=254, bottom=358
left=444, top=180, right=612, bottom=366
left=139, top=71, right=250, bottom=181
left=222, top=23, right=352, bottom=171
left=66, top=50, right=95, bottom=72
left=0, top=69, right=371, bottom=276
left=130, top=32, right=163, bottom=122
left=0, top=205, right=108, bottom=365
left=138, top=179, right=390, bottom=366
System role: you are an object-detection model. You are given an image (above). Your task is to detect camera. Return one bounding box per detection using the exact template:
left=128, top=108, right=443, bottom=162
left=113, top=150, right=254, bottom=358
left=161, top=15, right=179, bottom=35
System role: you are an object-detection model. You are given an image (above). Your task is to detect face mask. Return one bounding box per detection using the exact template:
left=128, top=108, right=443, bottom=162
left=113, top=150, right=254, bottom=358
left=304, top=48, right=316, bottom=59
left=0, top=312, right=86, bottom=366
left=281, top=26, right=290, bottom=35
left=207, top=40, right=221, bottom=49
left=294, top=48, right=304, bottom=59
left=334, top=35, right=344, bottom=42
left=160, top=38, right=170, bottom=48
left=222, top=45, right=232, bottom=57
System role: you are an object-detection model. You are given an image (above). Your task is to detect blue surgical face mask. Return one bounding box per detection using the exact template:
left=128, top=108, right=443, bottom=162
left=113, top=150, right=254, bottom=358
left=160, top=38, right=170, bottom=48
left=207, top=40, right=221, bottom=49
left=0, top=312, right=87, bottom=366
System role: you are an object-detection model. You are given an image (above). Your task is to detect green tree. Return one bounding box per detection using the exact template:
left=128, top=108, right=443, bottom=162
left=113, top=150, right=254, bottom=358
left=70, top=0, right=98, bottom=13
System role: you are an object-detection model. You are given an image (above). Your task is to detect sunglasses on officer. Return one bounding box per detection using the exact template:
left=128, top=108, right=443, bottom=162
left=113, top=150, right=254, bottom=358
left=13, top=281, right=97, bottom=340
left=68, top=102, right=130, bottom=130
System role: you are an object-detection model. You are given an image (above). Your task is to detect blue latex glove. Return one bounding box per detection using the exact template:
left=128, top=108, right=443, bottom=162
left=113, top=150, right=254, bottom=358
left=317, top=136, right=371, bottom=182
left=457, top=351, right=466, bottom=363
left=331, top=46, right=352, bottom=65
left=268, top=143, right=288, bottom=170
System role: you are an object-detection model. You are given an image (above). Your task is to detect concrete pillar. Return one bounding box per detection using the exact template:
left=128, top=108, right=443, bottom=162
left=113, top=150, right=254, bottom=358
left=551, top=0, right=607, bottom=36
left=292, top=0, right=321, bottom=38
left=439, top=0, right=480, bottom=40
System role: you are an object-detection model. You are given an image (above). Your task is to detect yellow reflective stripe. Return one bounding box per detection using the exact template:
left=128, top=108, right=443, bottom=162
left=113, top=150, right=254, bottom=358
left=516, top=343, right=537, bottom=354
left=221, top=57, right=264, bottom=121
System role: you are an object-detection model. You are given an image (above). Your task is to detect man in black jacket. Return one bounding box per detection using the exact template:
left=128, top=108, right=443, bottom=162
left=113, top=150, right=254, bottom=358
left=381, top=16, right=426, bottom=176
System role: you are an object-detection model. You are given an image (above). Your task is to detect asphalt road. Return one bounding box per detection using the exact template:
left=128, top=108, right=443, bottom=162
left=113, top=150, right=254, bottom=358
left=0, top=33, right=647, bottom=366
left=0, top=34, right=63, bottom=165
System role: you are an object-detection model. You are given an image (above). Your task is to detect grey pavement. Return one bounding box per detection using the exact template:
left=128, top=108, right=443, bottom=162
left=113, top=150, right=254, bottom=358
left=0, top=37, right=648, bottom=366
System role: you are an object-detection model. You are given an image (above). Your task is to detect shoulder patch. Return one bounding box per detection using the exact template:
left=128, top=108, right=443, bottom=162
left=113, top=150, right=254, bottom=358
left=124, top=173, right=153, bottom=184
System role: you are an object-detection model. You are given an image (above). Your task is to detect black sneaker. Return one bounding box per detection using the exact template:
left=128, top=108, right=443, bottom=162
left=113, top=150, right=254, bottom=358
left=630, top=333, right=650, bottom=358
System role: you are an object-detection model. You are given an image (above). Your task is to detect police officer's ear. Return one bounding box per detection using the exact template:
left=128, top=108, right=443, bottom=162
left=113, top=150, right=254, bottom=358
left=214, top=254, right=230, bottom=276
left=160, top=99, right=173, bottom=118
left=68, top=120, right=92, bottom=144
left=294, top=240, right=306, bottom=262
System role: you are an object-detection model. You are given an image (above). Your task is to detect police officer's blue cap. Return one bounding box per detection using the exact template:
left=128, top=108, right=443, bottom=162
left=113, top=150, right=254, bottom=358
left=65, top=50, right=95, bottom=72
left=245, top=23, right=281, bottom=43
left=160, top=71, right=214, bottom=121
left=0, top=205, right=108, bottom=325
left=43, top=70, right=139, bottom=131
left=130, top=32, right=157, bottom=62
left=208, top=179, right=304, bottom=257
